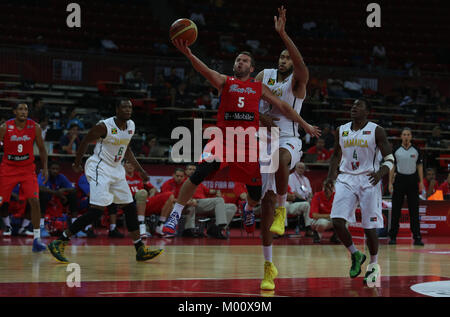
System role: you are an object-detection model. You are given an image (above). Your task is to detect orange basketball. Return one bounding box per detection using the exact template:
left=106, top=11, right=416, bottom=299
left=169, top=18, right=198, bottom=46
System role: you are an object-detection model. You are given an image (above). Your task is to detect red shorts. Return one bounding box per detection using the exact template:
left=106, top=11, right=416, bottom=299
left=145, top=192, right=173, bottom=216
left=0, top=163, right=39, bottom=204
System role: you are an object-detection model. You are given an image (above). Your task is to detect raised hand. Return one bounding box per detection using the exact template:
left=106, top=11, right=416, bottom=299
left=274, top=6, right=287, bottom=34
left=172, top=38, right=192, bottom=57
left=305, top=124, right=321, bottom=138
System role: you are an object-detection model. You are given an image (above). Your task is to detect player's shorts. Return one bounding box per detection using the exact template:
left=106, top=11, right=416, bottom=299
left=261, top=136, right=303, bottom=198
left=330, top=173, right=383, bottom=229
left=0, top=163, right=39, bottom=204
left=84, top=157, right=133, bottom=207
left=145, top=192, right=173, bottom=216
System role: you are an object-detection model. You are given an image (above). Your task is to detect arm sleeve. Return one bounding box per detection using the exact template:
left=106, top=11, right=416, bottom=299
left=60, top=175, right=74, bottom=189
left=416, top=147, right=424, bottom=165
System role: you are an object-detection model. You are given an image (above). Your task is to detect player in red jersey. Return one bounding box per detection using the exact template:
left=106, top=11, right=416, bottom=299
left=162, top=39, right=321, bottom=235
left=124, top=161, right=175, bottom=238
left=0, top=103, right=48, bottom=252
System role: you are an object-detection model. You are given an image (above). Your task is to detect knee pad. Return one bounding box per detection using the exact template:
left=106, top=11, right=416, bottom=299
left=135, top=189, right=148, bottom=204
left=189, top=161, right=221, bottom=185
left=123, top=203, right=139, bottom=232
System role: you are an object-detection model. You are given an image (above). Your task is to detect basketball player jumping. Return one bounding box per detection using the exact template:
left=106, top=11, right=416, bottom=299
left=47, top=99, right=163, bottom=263
left=255, top=6, right=310, bottom=290
left=325, top=99, right=394, bottom=285
left=0, top=103, right=48, bottom=252
left=162, top=39, right=321, bottom=236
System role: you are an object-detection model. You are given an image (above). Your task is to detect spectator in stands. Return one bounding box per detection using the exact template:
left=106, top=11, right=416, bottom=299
left=189, top=10, right=206, bottom=26
left=141, top=134, right=166, bottom=157
left=38, top=161, right=78, bottom=237
left=183, top=164, right=236, bottom=239
left=321, top=124, right=335, bottom=150
left=40, top=117, right=50, bottom=140
left=286, top=186, right=313, bottom=237
left=439, top=173, right=450, bottom=200
left=310, top=180, right=339, bottom=243
left=327, top=78, right=349, bottom=98
left=165, top=67, right=182, bottom=89
left=427, top=126, right=445, bottom=148
left=30, top=97, right=48, bottom=123
left=423, top=168, right=439, bottom=198
left=343, top=78, right=363, bottom=98
left=195, top=92, right=212, bottom=109
left=371, top=42, right=387, bottom=69
left=172, top=82, right=193, bottom=107
left=66, top=108, right=85, bottom=130
left=59, top=123, right=81, bottom=155
left=288, top=162, right=313, bottom=227
left=306, top=138, right=331, bottom=163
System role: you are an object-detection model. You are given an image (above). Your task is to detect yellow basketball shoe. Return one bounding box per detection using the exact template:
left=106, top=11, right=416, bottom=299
left=270, top=206, right=286, bottom=235
left=260, top=261, right=278, bottom=290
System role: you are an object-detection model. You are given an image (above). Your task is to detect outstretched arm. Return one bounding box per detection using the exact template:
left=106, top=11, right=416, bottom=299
left=261, top=84, right=320, bottom=137
left=172, top=39, right=227, bottom=93
left=275, top=6, right=308, bottom=96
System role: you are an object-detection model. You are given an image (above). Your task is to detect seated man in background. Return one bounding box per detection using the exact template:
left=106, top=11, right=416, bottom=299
left=183, top=164, right=237, bottom=239
left=38, top=161, right=78, bottom=237
left=439, top=173, right=450, bottom=200
left=286, top=185, right=313, bottom=237
left=124, top=161, right=175, bottom=238
left=306, top=138, right=331, bottom=163
left=1, top=184, right=32, bottom=236
left=59, top=123, right=81, bottom=155
left=423, top=168, right=439, bottom=198
left=310, top=180, right=339, bottom=244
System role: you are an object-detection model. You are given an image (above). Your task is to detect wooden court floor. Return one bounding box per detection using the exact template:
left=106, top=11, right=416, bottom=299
left=0, top=230, right=449, bottom=297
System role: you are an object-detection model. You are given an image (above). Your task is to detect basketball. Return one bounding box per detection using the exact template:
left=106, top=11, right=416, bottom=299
left=169, top=18, right=198, bottom=46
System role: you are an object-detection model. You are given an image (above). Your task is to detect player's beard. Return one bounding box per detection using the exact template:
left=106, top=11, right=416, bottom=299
left=233, top=66, right=250, bottom=79
left=278, top=65, right=293, bottom=77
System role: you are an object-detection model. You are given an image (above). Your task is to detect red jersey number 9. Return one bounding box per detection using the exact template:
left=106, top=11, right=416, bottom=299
left=18, top=144, right=23, bottom=153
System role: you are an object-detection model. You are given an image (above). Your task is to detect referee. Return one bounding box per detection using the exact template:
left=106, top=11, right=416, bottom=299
left=388, top=128, right=424, bottom=246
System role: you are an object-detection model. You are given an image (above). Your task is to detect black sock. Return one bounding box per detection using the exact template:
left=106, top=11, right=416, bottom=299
left=134, top=239, right=144, bottom=252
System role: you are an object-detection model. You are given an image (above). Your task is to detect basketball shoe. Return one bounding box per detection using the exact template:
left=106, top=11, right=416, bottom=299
left=260, top=261, right=278, bottom=290
left=47, top=240, right=70, bottom=263
left=32, top=238, right=47, bottom=252
left=350, top=251, right=366, bottom=278
left=270, top=206, right=286, bottom=235
left=136, top=245, right=164, bottom=262
left=162, top=212, right=180, bottom=236
left=242, top=203, right=255, bottom=233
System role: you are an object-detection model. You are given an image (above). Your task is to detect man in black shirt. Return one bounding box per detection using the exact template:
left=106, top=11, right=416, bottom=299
left=388, top=128, right=424, bottom=246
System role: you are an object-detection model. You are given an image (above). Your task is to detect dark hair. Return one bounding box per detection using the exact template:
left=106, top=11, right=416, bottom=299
left=68, top=123, right=79, bottom=130
left=174, top=168, right=185, bottom=174
left=49, top=161, right=60, bottom=168
left=237, top=51, right=255, bottom=68
left=185, top=163, right=196, bottom=169
left=401, top=127, right=412, bottom=134
left=356, top=98, right=371, bottom=111
left=14, top=102, right=28, bottom=110
left=115, top=98, right=131, bottom=108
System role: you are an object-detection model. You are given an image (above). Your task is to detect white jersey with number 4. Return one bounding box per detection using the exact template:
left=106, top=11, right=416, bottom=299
left=338, top=121, right=380, bottom=175
left=259, top=69, right=304, bottom=137
left=91, top=117, right=135, bottom=167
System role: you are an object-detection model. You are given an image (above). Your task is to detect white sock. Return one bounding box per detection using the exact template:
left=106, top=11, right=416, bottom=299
left=71, top=218, right=77, bottom=223
left=33, top=229, right=40, bottom=240
left=276, top=194, right=287, bottom=208
left=159, top=216, right=167, bottom=223
left=3, top=216, right=11, bottom=228
left=110, top=224, right=116, bottom=231
left=172, top=203, right=185, bottom=218
left=40, top=218, right=45, bottom=227
left=244, top=203, right=253, bottom=211
left=138, top=215, right=145, bottom=223
left=347, top=244, right=358, bottom=254
left=263, top=245, right=272, bottom=263
left=85, top=224, right=92, bottom=231
left=370, top=254, right=378, bottom=264
left=21, top=219, right=31, bottom=229
left=139, top=223, right=146, bottom=234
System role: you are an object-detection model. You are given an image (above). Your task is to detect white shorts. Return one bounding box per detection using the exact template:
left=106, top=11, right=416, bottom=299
left=84, top=157, right=133, bottom=207
left=330, top=173, right=383, bottom=229
left=261, top=136, right=303, bottom=198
